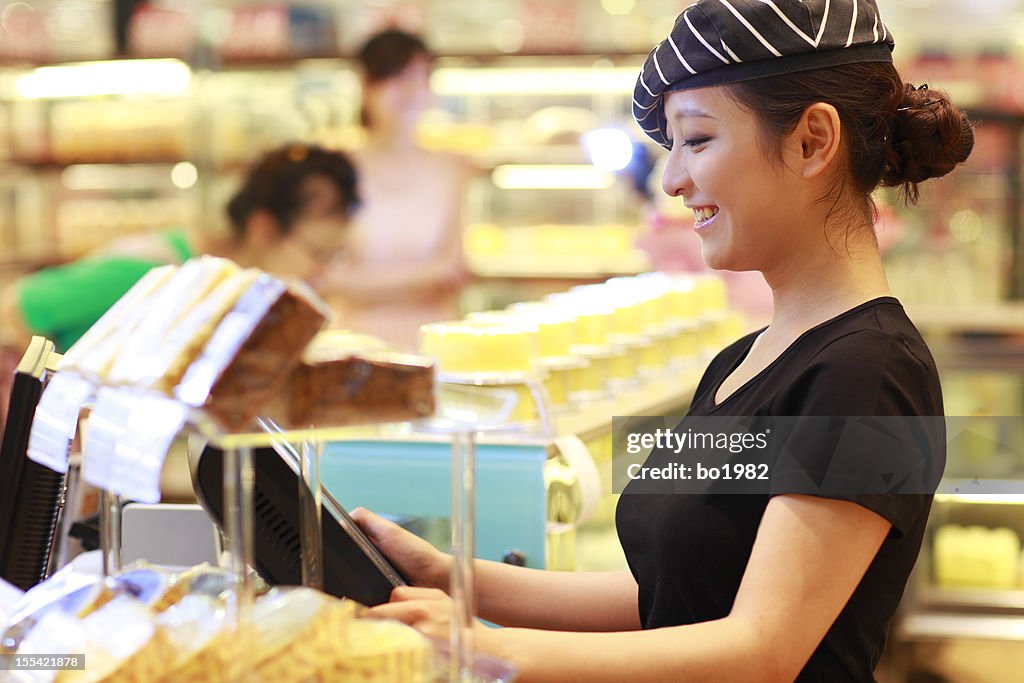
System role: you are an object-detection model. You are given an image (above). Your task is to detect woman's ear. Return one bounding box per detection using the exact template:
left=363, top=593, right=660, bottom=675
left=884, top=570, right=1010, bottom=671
left=791, top=102, right=843, bottom=179
left=243, top=209, right=285, bottom=247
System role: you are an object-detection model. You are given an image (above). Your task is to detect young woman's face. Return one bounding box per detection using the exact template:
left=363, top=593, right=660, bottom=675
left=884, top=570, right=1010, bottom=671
left=364, top=54, right=433, bottom=131
left=661, top=87, right=805, bottom=273
left=274, top=175, right=352, bottom=285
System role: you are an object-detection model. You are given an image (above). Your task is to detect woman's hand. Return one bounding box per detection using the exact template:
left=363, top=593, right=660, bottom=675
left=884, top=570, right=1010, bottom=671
left=350, top=507, right=451, bottom=590
left=365, top=586, right=460, bottom=641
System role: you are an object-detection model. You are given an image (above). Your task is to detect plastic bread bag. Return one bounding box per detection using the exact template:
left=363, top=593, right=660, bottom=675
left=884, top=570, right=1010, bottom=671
left=54, top=594, right=174, bottom=683
left=244, top=587, right=355, bottom=683
left=59, top=265, right=178, bottom=382
left=109, top=562, right=241, bottom=616
left=146, top=564, right=240, bottom=614
left=286, top=348, right=435, bottom=428
left=106, top=257, right=242, bottom=387
left=0, top=577, right=23, bottom=628
left=5, top=608, right=88, bottom=683
left=142, top=269, right=262, bottom=394
left=175, top=275, right=329, bottom=431
left=2, top=566, right=115, bottom=655
left=107, top=564, right=173, bottom=608
left=152, top=595, right=228, bottom=683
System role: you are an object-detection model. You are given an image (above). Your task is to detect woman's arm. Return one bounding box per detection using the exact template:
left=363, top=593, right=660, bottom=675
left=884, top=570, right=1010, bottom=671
left=351, top=508, right=641, bottom=632
left=475, top=562, right=640, bottom=632
left=372, top=494, right=891, bottom=683
left=0, top=281, right=32, bottom=352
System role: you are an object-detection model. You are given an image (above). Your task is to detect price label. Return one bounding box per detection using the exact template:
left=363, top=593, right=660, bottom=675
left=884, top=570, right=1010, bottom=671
left=83, top=389, right=186, bottom=502
left=27, top=373, right=94, bottom=473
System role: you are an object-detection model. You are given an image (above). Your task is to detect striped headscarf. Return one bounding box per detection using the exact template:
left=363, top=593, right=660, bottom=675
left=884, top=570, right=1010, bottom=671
left=634, top=0, right=895, bottom=149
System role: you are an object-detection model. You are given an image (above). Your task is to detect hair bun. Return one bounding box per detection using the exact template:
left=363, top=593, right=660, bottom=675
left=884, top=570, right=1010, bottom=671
left=882, top=84, right=974, bottom=200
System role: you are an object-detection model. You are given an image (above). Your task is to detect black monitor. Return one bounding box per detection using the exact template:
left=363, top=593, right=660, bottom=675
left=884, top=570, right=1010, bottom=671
left=192, top=441, right=405, bottom=606
left=0, top=338, right=66, bottom=591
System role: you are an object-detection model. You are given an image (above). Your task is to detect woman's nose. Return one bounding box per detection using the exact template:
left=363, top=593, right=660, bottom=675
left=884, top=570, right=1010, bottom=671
left=661, top=146, right=693, bottom=198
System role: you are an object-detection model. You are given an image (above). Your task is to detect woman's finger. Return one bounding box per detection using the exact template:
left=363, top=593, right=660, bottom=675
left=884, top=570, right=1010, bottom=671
left=349, top=507, right=393, bottom=543
left=365, top=599, right=435, bottom=624
left=391, top=585, right=448, bottom=602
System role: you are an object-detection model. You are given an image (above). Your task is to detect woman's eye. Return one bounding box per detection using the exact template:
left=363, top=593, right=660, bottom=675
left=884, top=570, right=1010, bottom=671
left=681, top=136, right=711, bottom=148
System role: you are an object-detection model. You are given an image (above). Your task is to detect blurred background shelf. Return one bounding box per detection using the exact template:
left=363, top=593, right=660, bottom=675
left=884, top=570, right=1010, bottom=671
left=917, top=586, right=1024, bottom=613
left=900, top=613, right=1024, bottom=642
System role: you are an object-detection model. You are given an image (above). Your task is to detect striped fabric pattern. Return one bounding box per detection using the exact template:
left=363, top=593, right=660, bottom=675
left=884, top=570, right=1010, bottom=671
left=634, top=0, right=895, bottom=149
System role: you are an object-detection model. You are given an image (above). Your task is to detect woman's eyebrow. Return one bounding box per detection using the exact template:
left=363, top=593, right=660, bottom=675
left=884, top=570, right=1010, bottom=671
left=674, top=108, right=717, bottom=120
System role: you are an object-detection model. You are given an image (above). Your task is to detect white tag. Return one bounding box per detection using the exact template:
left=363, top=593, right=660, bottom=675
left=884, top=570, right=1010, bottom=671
left=82, top=389, right=186, bottom=503
left=81, top=387, right=133, bottom=492
left=27, top=373, right=94, bottom=473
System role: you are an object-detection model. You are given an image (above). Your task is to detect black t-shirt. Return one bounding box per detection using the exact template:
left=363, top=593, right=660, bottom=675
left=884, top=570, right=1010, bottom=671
left=616, top=297, right=945, bottom=682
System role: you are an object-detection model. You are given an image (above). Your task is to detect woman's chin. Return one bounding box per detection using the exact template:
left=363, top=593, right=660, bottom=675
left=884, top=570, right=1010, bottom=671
left=699, top=246, right=729, bottom=271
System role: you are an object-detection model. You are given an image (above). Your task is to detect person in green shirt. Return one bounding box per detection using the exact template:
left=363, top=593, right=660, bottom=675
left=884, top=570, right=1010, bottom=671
left=1, top=143, right=359, bottom=354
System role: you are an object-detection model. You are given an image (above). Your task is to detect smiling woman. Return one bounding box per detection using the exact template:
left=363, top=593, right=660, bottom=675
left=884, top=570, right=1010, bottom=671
left=352, top=2, right=970, bottom=682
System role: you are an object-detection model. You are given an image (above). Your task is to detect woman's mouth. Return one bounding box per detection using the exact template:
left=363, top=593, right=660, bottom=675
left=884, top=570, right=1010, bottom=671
left=693, top=206, right=719, bottom=230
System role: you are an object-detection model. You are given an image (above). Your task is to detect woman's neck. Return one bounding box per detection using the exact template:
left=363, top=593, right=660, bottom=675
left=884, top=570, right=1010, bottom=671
left=365, top=123, right=417, bottom=153
left=763, top=230, right=892, bottom=336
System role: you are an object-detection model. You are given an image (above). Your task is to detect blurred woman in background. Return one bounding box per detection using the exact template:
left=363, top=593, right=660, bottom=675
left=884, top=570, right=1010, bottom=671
left=0, top=143, right=358, bottom=354
left=322, top=29, right=472, bottom=351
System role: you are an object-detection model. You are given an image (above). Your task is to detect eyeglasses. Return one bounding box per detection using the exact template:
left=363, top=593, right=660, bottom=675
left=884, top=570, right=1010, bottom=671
left=289, top=232, right=348, bottom=265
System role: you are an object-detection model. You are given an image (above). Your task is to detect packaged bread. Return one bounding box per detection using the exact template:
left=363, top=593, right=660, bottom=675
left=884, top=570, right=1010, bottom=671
left=243, top=587, right=356, bottom=683
left=53, top=594, right=175, bottom=683
left=106, top=257, right=242, bottom=387
left=60, top=264, right=178, bottom=381
left=287, top=344, right=435, bottom=427
left=175, top=275, right=330, bottom=431
left=333, top=616, right=434, bottom=683
left=2, top=566, right=117, bottom=655
left=246, top=588, right=434, bottom=683
left=150, top=564, right=238, bottom=613
left=154, top=595, right=229, bottom=683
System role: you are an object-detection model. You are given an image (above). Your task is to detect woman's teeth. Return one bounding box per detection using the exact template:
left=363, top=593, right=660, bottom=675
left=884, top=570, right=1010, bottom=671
left=693, top=207, right=719, bottom=223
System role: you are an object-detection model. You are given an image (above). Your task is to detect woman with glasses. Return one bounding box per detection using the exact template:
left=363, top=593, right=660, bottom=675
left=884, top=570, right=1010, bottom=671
left=320, top=29, right=473, bottom=351
left=0, top=143, right=359, bottom=355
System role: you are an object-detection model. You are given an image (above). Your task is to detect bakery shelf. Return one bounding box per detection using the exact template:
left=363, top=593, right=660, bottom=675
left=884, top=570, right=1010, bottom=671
left=11, top=157, right=188, bottom=169
left=899, top=612, right=1024, bottom=641
left=935, top=480, right=1024, bottom=504
left=918, top=585, right=1024, bottom=613
left=905, top=303, right=1024, bottom=334
left=467, top=252, right=650, bottom=279
left=472, top=144, right=590, bottom=167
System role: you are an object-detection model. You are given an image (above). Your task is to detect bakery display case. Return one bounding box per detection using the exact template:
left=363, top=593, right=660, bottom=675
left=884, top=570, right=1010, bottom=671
left=0, top=52, right=652, bottom=308
left=887, top=340, right=1024, bottom=679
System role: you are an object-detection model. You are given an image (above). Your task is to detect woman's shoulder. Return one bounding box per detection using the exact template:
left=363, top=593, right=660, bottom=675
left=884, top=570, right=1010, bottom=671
left=804, top=299, right=935, bottom=374
left=784, top=299, right=942, bottom=416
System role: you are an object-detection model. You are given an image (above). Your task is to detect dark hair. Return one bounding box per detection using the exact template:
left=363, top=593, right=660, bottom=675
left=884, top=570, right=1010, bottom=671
left=725, top=61, right=974, bottom=217
left=355, top=29, right=431, bottom=126
left=226, top=144, right=359, bottom=238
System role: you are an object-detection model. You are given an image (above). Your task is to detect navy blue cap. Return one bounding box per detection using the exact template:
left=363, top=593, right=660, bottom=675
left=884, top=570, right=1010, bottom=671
left=635, top=0, right=895, bottom=149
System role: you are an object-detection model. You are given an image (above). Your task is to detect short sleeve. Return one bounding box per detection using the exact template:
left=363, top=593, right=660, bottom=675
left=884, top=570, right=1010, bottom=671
left=18, top=257, right=160, bottom=352
left=767, top=330, right=946, bottom=537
